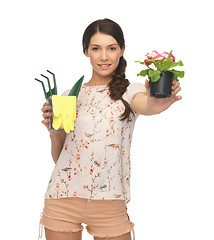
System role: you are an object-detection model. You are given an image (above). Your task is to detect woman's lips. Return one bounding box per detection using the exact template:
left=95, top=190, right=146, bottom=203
left=98, top=64, right=111, bottom=70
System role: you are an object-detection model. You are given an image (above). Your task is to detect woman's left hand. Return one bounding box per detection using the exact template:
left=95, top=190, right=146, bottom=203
left=145, top=79, right=182, bottom=114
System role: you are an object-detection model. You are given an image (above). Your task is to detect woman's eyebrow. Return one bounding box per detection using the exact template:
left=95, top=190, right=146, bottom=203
left=90, top=44, right=99, bottom=46
left=108, top=43, right=118, bottom=47
left=90, top=43, right=119, bottom=47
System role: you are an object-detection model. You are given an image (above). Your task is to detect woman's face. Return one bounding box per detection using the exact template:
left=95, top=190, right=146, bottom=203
left=85, top=32, right=125, bottom=80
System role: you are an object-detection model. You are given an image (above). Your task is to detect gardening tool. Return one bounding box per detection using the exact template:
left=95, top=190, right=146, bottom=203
left=35, top=70, right=57, bottom=99
left=34, top=70, right=84, bottom=133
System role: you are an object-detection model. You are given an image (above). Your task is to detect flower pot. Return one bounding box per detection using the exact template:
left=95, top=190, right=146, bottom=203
left=149, top=71, right=173, bottom=98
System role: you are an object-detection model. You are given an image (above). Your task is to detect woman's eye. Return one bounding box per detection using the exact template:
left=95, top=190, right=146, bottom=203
left=110, top=47, right=116, bottom=51
left=92, top=47, right=99, bottom=51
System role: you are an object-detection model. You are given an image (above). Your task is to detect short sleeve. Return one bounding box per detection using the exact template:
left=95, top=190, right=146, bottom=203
left=122, top=82, right=146, bottom=117
left=122, top=82, right=146, bottom=105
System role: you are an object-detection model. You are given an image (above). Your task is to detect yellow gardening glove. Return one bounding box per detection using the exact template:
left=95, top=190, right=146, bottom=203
left=52, top=95, right=76, bottom=133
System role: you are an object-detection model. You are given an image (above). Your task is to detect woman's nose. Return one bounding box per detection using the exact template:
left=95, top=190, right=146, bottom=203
left=100, top=50, right=108, bottom=61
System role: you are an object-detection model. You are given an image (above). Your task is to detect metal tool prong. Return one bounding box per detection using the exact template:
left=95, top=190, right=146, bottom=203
left=41, top=74, right=53, bottom=98
left=34, top=70, right=57, bottom=99
left=46, top=70, right=57, bottom=95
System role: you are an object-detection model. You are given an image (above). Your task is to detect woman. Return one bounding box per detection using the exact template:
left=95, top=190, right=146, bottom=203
left=39, top=18, right=181, bottom=240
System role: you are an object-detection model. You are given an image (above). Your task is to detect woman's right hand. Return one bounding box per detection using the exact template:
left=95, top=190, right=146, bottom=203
left=41, top=101, right=52, bottom=131
left=41, top=101, right=66, bottom=163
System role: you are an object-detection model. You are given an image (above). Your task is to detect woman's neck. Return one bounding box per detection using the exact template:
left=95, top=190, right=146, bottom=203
left=85, top=72, right=112, bottom=86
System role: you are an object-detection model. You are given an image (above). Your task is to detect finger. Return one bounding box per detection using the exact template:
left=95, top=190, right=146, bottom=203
left=42, top=119, right=51, bottom=130
left=42, top=111, right=52, bottom=119
left=43, top=101, right=49, bottom=107
left=175, top=95, right=182, bottom=101
left=172, top=86, right=181, bottom=96
left=172, top=81, right=180, bottom=90
left=42, top=119, right=50, bottom=125
left=145, top=79, right=150, bottom=92
left=41, top=105, right=51, bottom=113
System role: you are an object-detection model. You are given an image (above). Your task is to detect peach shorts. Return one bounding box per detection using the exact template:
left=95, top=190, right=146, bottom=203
left=39, top=196, right=135, bottom=239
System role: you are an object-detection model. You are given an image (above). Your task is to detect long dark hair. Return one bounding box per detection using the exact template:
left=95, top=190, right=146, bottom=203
left=82, top=18, right=135, bottom=121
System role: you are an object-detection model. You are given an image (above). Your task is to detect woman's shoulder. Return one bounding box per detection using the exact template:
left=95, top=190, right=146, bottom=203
left=122, top=82, right=146, bottom=104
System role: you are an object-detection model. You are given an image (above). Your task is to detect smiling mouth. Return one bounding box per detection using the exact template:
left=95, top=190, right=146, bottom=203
left=98, top=64, right=111, bottom=67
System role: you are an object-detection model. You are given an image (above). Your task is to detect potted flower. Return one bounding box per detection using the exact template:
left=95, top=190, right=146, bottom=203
left=135, top=50, right=184, bottom=98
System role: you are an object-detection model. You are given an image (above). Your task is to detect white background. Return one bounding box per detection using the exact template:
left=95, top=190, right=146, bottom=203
left=1, top=0, right=213, bottom=239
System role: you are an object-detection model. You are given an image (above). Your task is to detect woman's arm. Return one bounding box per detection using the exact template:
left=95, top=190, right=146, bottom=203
left=50, top=132, right=66, bottom=164
left=131, top=80, right=182, bottom=116
left=131, top=91, right=152, bottom=115
left=41, top=102, right=66, bottom=164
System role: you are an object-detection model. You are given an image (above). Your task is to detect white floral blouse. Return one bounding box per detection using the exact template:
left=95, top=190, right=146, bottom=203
left=45, top=82, right=146, bottom=204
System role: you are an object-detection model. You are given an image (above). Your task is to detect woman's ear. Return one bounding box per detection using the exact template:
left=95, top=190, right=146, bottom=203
left=120, top=46, right=125, bottom=57
left=84, top=49, right=89, bottom=57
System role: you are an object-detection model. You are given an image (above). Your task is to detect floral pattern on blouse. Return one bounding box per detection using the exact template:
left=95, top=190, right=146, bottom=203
left=45, top=82, right=146, bottom=204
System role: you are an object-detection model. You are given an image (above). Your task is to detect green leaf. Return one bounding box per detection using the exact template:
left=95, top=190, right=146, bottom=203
left=151, top=70, right=161, bottom=82
left=137, top=69, right=148, bottom=77
left=178, top=71, right=185, bottom=78
left=163, top=59, right=172, bottom=71
left=148, top=69, right=155, bottom=77
left=167, top=60, right=184, bottom=70
left=169, top=70, right=178, bottom=80
left=168, top=62, right=178, bottom=69
left=169, top=70, right=185, bottom=81
left=135, top=61, right=146, bottom=65
left=177, top=60, right=184, bottom=66
left=145, top=59, right=153, bottom=62
left=168, top=50, right=173, bottom=60
left=145, top=59, right=156, bottom=64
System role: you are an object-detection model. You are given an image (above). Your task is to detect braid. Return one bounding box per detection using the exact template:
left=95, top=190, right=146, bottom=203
left=108, top=56, right=135, bottom=121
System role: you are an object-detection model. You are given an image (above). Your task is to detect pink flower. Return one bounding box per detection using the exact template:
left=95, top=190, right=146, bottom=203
left=144, top=59, right=152, bottom=66
left=162, top=52, right=175, bottom=62
left=156, top=53, right=165, bottom=61
left=144, top=50, right=176, bottom=65
left=145, top=50, right=159, bottom=60
left=162, top=51, right=169, bottom=58
left=171, top=54, right=176, bottom=62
